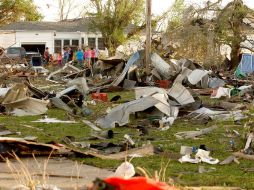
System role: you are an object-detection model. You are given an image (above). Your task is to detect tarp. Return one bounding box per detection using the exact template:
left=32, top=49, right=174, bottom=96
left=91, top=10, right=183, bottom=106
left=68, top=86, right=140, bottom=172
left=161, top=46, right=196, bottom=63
left=237, top=53, right=254, bottom=74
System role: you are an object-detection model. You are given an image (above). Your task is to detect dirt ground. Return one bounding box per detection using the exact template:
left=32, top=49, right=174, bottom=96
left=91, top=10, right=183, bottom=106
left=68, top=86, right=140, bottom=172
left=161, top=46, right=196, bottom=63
left=0, top=157, right=113, bottom=190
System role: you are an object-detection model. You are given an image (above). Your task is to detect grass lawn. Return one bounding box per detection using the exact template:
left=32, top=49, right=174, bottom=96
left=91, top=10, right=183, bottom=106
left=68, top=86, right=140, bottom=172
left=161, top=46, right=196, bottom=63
left=0, top=90, right=254, bottom=189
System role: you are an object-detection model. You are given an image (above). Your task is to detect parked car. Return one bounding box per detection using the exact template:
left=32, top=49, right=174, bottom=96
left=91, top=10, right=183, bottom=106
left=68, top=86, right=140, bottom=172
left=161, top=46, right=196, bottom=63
left=6, top=47, right=26, bottom=58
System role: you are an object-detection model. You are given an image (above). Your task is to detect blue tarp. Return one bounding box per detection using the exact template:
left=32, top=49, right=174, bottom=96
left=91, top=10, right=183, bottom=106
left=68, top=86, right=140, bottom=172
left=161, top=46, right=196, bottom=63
left=237, top=53, right=254, bottom=74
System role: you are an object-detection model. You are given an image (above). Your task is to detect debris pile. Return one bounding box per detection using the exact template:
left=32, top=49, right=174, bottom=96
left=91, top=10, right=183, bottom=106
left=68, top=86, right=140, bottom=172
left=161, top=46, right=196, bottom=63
left=0, top=48, right=254, bottom=189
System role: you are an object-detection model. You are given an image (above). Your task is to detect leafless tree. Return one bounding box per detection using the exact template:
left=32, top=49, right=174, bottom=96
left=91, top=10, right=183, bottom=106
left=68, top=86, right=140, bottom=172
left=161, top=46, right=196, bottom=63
left=58, top=0, right=85, bottom=21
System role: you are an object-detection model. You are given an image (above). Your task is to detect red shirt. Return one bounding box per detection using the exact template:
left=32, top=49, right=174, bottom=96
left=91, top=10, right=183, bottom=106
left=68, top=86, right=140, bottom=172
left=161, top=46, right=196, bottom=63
left=44, top=50, right=49, bottom=59
left=91, top=50, right=95, bottom=58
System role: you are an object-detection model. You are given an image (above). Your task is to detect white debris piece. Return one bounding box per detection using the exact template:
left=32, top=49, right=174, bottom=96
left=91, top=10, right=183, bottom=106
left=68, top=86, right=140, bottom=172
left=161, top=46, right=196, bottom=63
left=33, top=117, right=76, bottom=124
left=114, top=161, right=135, bottom=179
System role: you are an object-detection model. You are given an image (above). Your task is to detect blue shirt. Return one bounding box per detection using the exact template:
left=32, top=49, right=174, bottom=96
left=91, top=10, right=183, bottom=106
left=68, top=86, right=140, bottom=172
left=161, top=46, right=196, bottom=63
left=63, top=51, right=69, bottom=60
left=76, top=50, right=84, bottom=60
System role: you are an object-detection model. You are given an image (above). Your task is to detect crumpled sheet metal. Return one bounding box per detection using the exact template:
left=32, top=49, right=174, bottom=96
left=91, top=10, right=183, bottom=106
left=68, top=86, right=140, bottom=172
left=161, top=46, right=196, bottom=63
left=211, top=87, right=231, bottom=99
left=2, top=83, right=27, bottom=104
left=67, top=77, right=89, bottom=95
left=189, top=107, right=246, bottom=121
left=168, top=83, right=195, bottom=105
left=96, top=87, right=179, bottom=128
left=56, top=85, right=77, bottom=98
left=50, top=97, right=73, bottom=113
left=2, top=83, right=49, bottom=116
left=187, top=69, right=209, bottom=86
left=151, top=53, right=178, bottom=79
left=96, top=96, right=159, bottom=128
left=152, top=93, right=179, bottom=118
left=6, top=98, right=49, bottom=116
left=112, top=51, right=140, bottom=86
left=135, top=87, right=168, bottom=99
left=174, top=67, right=192, bottom=84
left=172, top=59, right=211, bottom=88
left=46, top=62, right=81, bottom=83
left=56, top=78, right=89, bottom=98
left=135, top=87, right=179, bottom=118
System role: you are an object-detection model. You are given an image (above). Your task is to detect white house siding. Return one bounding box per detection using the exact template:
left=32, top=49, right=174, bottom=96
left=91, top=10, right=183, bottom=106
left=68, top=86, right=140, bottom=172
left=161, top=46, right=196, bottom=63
left=0, top=31, right=16, bottom=48
left=0, top=30, right=104, bottom=54
left=14, top=31, right=55, bottom=54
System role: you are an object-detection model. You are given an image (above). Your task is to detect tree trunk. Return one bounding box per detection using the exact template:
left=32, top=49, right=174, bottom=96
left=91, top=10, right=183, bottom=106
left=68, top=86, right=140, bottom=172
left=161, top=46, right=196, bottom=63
left=230, top=45, right=241, bottom=70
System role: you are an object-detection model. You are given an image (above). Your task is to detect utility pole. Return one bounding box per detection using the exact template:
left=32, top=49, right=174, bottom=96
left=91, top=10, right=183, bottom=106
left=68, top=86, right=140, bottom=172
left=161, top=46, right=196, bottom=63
left=145, top=0, right=152, bottom=75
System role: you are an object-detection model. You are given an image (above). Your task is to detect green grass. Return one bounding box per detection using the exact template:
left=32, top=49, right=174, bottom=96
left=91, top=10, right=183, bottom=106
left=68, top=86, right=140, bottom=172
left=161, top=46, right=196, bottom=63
left=1, top=90, right=254, bottom=189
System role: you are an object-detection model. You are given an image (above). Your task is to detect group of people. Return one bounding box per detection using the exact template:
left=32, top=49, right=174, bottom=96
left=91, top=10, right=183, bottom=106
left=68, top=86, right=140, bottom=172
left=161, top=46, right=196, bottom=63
left=75, top=47, right=99, bottom=68
left=57, top=47, right=99, bottom=68
left=58, top=47, right=74, bottom=66
left=43, top=47, right=99, bottom=68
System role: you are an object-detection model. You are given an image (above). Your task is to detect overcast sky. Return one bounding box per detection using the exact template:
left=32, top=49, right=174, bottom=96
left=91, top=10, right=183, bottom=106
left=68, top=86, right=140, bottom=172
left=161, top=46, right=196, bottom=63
left=34, top=0, right=254, bottom=21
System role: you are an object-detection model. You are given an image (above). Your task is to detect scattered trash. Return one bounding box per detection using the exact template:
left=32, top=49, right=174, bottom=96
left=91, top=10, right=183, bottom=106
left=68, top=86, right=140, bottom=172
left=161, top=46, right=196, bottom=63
left=82, top=120, right=102, bottom=132
left=178, top=154, right=200, bottom=164
left=124, top=134, right=135, bottom=146
left=243, top=131, right=254, bottom=153
left=175, top=126, right=217, bottom=139
left=32, top=117, right=76, bottom=124
left=195, top=149, right=219, bottom=165
left=0, top=137, right=60, bottom=156
left=114, top=161, right=135, bottom=179
left=198, top=165, right=216, bottom=174
left=220, top=155, right=239, bottom=165
left=92, top=92, right=108, bottom=102
left=1, top=83, right=49, bottom=116
left=0, top=47, right=253, bottom=188
left=179, top=146, right=219, bottom=165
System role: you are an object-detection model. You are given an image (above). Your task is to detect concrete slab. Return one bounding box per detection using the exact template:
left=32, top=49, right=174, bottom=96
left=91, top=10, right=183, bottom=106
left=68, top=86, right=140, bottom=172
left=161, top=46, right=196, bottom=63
left=0, top=157, right=114, bottom=189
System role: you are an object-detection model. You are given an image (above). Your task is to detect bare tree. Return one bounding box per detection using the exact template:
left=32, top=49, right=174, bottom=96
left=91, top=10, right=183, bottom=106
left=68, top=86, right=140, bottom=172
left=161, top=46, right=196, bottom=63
left=58, top=0, right=85, bottom=21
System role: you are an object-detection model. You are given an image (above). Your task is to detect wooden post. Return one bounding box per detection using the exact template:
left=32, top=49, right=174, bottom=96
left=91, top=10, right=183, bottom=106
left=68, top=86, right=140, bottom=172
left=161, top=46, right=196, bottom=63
left=145, top=0, right=152, bottom=75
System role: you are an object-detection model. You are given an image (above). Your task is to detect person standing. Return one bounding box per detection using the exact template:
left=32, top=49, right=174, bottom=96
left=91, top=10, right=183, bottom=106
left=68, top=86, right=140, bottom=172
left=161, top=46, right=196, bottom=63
left=68, top=47, right=73, bottom=61
left=85, top=47, right=92, bottom=68
left=62, top=48, right=69, bottom=65
left=44, top=47, right=50, bottom=64
left=57, top=52, right=62, bottom=67
left=76, top=48, right=84, bottom=68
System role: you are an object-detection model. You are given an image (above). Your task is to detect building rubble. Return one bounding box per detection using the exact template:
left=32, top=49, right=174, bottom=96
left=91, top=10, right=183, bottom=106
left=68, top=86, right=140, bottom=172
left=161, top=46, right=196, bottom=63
left=0, top=48, right=254, bottom=190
